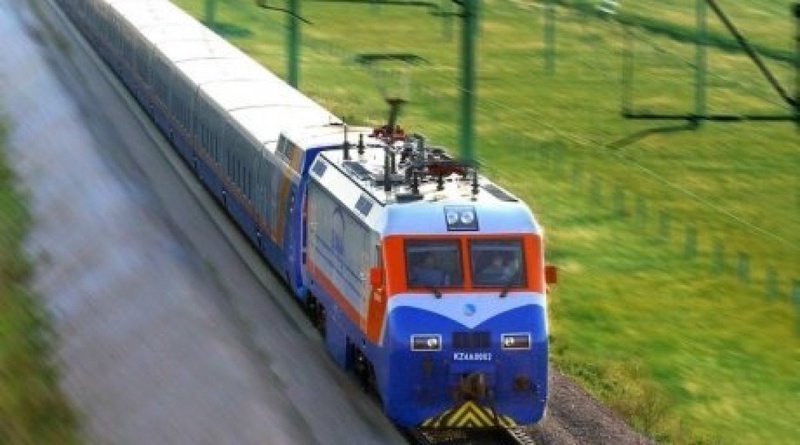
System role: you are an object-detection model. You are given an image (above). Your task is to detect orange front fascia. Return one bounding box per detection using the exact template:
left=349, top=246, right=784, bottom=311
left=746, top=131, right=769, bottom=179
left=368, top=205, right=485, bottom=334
left=382, top=233, right=545, bottom=295
left=522, top=234, right=546, bottom=292
left=365, top=284, right=387, bottom=343
left=382, top=235, right=411, bottom=296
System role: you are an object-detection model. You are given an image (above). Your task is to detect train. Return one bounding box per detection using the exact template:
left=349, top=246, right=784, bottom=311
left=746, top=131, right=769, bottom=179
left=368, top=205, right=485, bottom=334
left=54, top=0, right=554, bottom=429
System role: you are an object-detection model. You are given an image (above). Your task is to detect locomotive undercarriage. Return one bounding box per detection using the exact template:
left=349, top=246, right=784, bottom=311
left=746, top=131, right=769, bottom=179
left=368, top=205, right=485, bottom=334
left=305, top=294, right=326, bottom=337
left=304, top=294, right=379, bottom=395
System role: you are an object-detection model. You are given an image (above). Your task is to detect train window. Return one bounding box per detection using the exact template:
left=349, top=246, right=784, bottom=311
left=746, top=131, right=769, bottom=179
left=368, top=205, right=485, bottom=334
left=405, top=240, right=463, bottom=288
left=234, top=155, right=239, bottom=185
left=470, top=239, right=526, bottom=287
left=213, top=133, right=219, bottom=162
left=276, top=137, right=288, bottom=157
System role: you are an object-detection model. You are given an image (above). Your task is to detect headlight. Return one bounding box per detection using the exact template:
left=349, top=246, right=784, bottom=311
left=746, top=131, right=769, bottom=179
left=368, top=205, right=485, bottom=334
left=444, top=205, right=479, bottom=231
left=446, top=211, right=459, bottom=225
left=501, top=333, right=531, bottom=350
left=411, top=334, right=442, bottom=351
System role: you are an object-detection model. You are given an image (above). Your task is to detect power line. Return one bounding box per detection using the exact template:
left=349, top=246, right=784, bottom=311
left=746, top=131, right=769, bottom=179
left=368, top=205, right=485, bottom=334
left=272, top=3, right=797, bottom=248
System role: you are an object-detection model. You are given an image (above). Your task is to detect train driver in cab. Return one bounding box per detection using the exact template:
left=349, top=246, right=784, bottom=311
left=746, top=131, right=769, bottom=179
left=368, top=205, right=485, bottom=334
left=410, top=252, right=450, bottom=287
left=476, top=251, right=520, bottom=286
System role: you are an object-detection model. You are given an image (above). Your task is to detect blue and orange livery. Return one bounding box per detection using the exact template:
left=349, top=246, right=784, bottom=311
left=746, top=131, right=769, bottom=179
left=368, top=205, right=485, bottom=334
left=56, top=0, right=553, bottom=429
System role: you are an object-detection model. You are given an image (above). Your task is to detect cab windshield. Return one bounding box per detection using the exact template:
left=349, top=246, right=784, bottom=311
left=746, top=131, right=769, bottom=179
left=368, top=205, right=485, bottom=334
left=405, top=240, right=463, bottom=287
left=470, top=239, right=525, bottom=287
left=404, top=238, right=527, bottom=289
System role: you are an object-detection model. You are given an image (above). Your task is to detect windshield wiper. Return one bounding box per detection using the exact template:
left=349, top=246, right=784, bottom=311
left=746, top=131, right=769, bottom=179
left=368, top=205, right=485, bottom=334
left=426, top=286, right=443, bottom=299
left=498, top=273, right=520, bottom=298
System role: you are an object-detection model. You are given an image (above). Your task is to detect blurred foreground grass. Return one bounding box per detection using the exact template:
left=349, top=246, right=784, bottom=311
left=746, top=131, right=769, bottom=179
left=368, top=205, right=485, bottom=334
left=0, top=121, right=79, bottom=443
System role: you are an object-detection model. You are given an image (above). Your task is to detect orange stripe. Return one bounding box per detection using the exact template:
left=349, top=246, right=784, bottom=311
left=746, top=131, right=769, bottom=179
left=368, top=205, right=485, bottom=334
left=307, top=260, right=363, bottom=329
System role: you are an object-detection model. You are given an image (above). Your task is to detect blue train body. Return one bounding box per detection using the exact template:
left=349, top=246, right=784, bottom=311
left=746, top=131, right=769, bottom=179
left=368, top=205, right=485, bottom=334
left=56, top=0, right=552, bottom=429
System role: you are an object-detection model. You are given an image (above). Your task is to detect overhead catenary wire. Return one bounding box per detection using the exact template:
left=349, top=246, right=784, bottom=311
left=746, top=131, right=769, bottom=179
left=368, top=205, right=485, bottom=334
left=248, top=0, right=797, bottom=252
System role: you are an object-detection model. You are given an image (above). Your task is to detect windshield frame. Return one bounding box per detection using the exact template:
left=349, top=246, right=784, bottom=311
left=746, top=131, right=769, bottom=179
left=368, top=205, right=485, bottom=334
left=469, top=238, right=527, bottom=288
left=405, top=239, right=464, bottom=288
left=402, top=236, right=530, bottom=291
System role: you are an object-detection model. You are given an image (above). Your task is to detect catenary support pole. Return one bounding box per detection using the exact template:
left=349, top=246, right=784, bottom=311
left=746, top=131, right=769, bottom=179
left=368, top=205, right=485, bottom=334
left=459, top=0, right=478, bottom=167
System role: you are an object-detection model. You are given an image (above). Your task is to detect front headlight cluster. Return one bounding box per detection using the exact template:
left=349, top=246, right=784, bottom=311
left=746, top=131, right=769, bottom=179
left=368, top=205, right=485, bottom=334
left=410, top=333, right=533, bottom=351
left=411, top=334, right=442, bottom=351
left=501, top=333, right=531, bottom=350
left=444, top=205, right=478, bottom=231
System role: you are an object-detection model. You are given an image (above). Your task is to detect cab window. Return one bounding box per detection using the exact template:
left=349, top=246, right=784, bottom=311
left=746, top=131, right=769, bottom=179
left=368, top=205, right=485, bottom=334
left=470, top=239, right=525, bottom=287
left=405, top=240, right=463, bottom=287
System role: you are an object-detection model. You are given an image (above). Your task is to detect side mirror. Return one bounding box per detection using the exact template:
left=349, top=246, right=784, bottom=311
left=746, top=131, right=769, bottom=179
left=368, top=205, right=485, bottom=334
left=545, top=264, right=558, bottom=285
left=369, top=267, right=383, bottom=287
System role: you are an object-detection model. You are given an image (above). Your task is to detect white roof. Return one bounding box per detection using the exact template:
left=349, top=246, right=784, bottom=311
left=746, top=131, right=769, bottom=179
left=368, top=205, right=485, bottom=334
left=112, top=1, right=193, bottom=32
left=158, top=39, right=242, bottom=63
left=231, top=108, right=338, bottom=145
left=104, top=0, right=341, bottom=146
left=174, top=57, right=275, bottom=86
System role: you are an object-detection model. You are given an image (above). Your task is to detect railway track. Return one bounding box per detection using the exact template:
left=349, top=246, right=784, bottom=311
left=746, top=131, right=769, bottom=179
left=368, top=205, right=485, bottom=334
left=404, top=426, right=537, bottom=445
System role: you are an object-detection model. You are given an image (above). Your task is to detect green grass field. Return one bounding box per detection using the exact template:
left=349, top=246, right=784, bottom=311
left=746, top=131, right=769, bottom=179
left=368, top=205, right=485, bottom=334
left=0, top=121, right=79, bottom=443
left=169, top=1, right=798, bottom=443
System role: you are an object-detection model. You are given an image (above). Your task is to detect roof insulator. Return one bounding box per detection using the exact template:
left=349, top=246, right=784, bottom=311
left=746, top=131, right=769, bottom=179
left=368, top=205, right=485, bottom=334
left=343, top=126, right=351, bottom=160
left=384, top=150, right=392, bottom=193
left=471, top=168, right=479, bottom=197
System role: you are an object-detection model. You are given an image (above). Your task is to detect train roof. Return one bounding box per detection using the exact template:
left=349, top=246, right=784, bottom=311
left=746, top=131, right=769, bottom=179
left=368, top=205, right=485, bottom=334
left=199, top=79, right=323, bottom=111
left=112, top=1, right=200, bottom=34
left=320, top=140, right=521, bottom=206
left=232, top=109, right=340, bottom=146
left=282, top=124, right=372, bottom=150
left=197, top=79, right=340, bottom=142
left=172, top=58, right=270, bottom=85
left=303, top=126, right=539, bottom=234
left=285, top=125, right=523, bottom=205
left=107, top=0, right=341, bottom=148
left=158, top=40, right=243, bottom=64
left=99, top=0, right=537, bottom=235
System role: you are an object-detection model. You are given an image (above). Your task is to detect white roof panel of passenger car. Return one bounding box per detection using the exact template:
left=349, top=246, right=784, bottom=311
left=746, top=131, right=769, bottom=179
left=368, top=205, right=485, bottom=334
left=283, top=125, right=373, bottom=149
left=200, top=79, right=329, bottom=112
left=111, top=1, right=191, bottom=30
left=138, top=23, right=217, bottom=47
left=173, top=57, right=278, bottom=86
left=231, top=107, right=340, bottom=146
left=157, top=39, right=242, bottom=63
left=104, top=0, right=341, bottom=147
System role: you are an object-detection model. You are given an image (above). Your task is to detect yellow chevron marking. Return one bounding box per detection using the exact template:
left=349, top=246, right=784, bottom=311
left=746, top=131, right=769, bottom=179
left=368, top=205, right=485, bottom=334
left=420, top=400, right=518, bottom=428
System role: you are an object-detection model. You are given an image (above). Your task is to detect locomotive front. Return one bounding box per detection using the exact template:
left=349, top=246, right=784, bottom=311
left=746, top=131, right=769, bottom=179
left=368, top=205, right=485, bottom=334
left=305, top=128, right=551, bottom=429
left=375, top=202, right=550, bottom=428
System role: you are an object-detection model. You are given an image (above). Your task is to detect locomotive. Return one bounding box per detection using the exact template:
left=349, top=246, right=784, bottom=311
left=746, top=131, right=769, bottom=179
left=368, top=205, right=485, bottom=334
left=55, top=0, right=553, bottom=428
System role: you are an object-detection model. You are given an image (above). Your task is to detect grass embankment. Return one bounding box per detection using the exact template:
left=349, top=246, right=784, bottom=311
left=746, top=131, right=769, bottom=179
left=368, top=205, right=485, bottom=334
left=173, top=1, right=799, bottom=443
left=0, top=122, right=80, bottom=442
